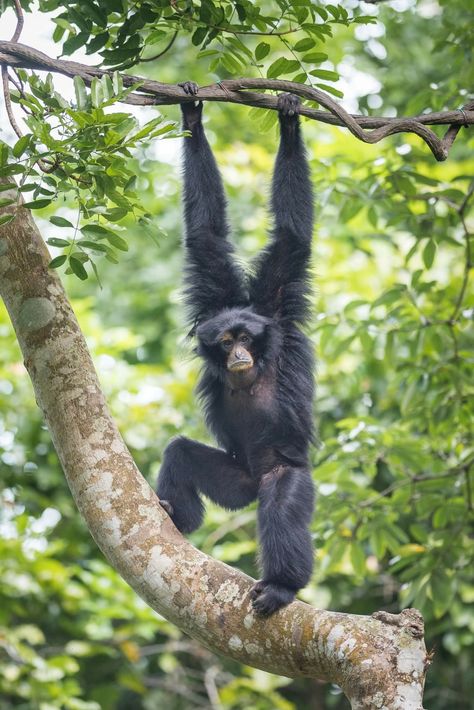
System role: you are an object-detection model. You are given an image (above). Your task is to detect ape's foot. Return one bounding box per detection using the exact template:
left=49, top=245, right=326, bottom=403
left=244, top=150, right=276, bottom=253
left=277, top=93, right=301, bottom=117
left=178, top=81, right=199, bottom=96
left=250, top=580, right=296, bottom=616
left=159, top=499, right=174, bottom=517
left=157, top=493, right=204, bottom=534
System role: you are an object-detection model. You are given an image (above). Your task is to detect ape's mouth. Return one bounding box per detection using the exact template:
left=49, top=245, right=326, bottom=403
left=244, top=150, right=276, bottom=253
left=228, top=358, right=253, bottom=372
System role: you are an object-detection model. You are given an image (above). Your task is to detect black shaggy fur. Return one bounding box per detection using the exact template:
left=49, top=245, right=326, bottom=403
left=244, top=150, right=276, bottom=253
left=157, top=84, right=315, bottom=616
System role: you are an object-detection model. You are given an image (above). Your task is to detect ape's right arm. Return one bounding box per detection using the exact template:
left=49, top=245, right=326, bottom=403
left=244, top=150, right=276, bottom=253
left=179, top=82, right=247, bottom=327
left=249, top=93, right=314, bottom=326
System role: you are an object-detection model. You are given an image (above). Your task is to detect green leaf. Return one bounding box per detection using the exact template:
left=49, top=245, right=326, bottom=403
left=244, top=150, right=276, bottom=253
left=221, top=53, right=243, bottom=74
left=50, top=216, right=74, bottom=228
left=359, top=330, right=374, bottom=354
left=78, top=240, right=108, bottom=252
left=104, top=232, right=128, bottom=251
left=0, top=182, right=17, bottom=192
left=192, top=26, right=208, bottom=46
left=340, top=199, right=362, bottom=223
left=12, top=135, right=31, bottom=158
left=422, top=239, right=436, bottom=269
left=370, top=531, right=386, bottom=559
left=105, top=250, right=119, bottom=264
left=47, top=238, right=70, bottom=247
left=49, top=254, right=67, bottom=269
left=302, top=52, right=328, bottom=64
left=433, top=506, right=447, bottom=528
left=128, top=117, right=163, bottom=143
left=267, top=57, right=286, bottom=79
left=91, top=77, right=104, bottom=108
left=0, top=197, right=15, bottom=208
left=90, top=259, right=103, bottom=287
left=294, top=38, right=315, bottom=52
left=309, top=69, right=339, bottom=81
left=112, top=71, right=123, bottom=95
left=350, top=543, right=366, bottom=576
left=431, top=572, right=455, bottom=618
left=81, top=224, right=114, bottom=238
left=316, top=83, right=343, bottom=98
left=392, top=173, right=417, bottom=196
left=0, top=213, right=15, bottom=226
left=74, top=75, right=88, bottom=109
left=255, top=42, right=270, bottom=60
left=314, top=6, right=328, bottom=21
left=267, top=58, right=299, bottom=78
left=69, top=255, right=88, bottom=280
left=372, top=287, right=405, bottom=308
left=22, top=199, right=52, bottom=210
left=259, top=109, right=277, bottom=133
left=0, top=143, right=9, bottom=166
left=104, top=208, right=128, bottom=222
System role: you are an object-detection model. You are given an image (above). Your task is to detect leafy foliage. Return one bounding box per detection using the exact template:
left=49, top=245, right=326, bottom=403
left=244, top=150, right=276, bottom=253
left=0, top=70, right=179, bottom=281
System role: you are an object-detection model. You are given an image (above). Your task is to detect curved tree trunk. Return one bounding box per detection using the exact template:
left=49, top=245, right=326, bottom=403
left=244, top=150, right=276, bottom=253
left=0, top=189, right=428, bottom=709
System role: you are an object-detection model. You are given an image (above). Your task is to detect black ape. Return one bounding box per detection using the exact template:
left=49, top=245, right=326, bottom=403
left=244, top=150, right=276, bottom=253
left=157, top=82, right=315, bottom=616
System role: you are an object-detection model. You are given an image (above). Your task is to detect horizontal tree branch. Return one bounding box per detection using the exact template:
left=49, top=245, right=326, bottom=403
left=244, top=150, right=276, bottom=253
left=0, top=40, right=472, bottom=160
left=0, top=185, right=428, bottom=709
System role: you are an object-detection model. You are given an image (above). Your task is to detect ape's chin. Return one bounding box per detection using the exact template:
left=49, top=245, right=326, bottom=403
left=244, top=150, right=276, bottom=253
left=226, top=366, right=258, bottom=391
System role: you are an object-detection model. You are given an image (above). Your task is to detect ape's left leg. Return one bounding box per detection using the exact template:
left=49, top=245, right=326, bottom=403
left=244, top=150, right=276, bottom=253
left=157, top=436, right=258, bottom=533
left=252, top=465, right=315, bottom=616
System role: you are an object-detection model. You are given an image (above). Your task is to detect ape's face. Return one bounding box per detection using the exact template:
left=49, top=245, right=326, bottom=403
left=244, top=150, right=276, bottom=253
left=196, top=308, right=275, bottom=387
left=219, top=330, right=254, bottom=373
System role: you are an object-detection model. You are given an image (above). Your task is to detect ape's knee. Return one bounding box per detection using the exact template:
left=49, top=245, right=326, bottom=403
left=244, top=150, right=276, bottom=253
left=157, top=437, right=204, bottom=534
left=162, top=436, right=191, bottom=466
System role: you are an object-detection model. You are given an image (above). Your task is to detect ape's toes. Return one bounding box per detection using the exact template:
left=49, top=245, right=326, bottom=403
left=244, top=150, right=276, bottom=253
left=159, top=499, right=174, bottom=517
left=250, top=580, right=265, bottom=601
left=277, top=92, right=301, bottom=117
left=179, top=81, right=199, bottom=96
left=250, top=582, right=296, bottom=616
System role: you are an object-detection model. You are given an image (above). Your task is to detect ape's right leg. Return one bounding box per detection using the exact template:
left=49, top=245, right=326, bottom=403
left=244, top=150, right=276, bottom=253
left=156, top=436, right=258, bottom=533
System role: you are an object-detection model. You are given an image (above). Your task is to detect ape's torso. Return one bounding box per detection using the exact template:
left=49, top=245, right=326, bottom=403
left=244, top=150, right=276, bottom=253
left=200, top=328, right=314, bottom=477
left=220, top=371, right=278, bottom=467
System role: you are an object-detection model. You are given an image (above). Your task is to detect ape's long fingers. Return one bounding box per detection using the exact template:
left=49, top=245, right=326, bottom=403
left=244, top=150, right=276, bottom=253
left=179, top=81, right=199, bottom=96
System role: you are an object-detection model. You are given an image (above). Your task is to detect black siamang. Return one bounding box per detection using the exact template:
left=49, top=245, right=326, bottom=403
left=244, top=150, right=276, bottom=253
left=157, top=82, right=315, bottom=616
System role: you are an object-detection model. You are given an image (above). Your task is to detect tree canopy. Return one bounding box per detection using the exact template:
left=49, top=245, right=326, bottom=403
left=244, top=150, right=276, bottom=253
left=0, top=0, right=473, bottom=708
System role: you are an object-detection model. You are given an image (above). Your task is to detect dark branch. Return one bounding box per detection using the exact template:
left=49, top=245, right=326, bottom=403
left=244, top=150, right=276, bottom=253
left=10, top=0, right=24, bottom=43
left=0, top=41, right=472, bottom=161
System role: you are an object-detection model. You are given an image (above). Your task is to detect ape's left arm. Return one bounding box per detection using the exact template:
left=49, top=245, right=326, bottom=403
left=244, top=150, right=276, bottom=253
left=248, top=95, right=316, bottom=616
left=249, top=94, right=313, bottom=324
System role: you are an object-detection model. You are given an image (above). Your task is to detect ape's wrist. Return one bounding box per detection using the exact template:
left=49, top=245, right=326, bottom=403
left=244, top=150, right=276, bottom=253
left=181, top=101, right=204, bottom=134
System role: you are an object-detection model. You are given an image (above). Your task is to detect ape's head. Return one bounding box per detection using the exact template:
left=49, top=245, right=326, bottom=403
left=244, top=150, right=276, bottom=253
left=196, top=308, right=281, bottom=386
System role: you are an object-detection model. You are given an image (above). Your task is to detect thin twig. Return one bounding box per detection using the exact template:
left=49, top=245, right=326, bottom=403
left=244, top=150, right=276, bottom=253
left=0, top=0, right=24, bottom=138
left=7, top=68, right=22, bottom=93
left=140, top=30, right=178, bottom=62
left=450, top=181, right=474, bottom=321
left=204, top=666, right=222, bottom=709
left=1, top=66, right=23, bottom=138
left=205, top=23, right=298, bottom=36
left=465, top=466, right=473, bottom=512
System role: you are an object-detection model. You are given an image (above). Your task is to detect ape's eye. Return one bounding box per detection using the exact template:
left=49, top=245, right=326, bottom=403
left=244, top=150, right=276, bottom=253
left=221, top=339, right=233, bottom=351
left=240, top=334, right=250, bottom=345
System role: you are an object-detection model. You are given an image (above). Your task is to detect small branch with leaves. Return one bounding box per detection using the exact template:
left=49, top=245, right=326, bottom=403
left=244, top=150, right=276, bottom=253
left=0, top=40, right=472, bottom=161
